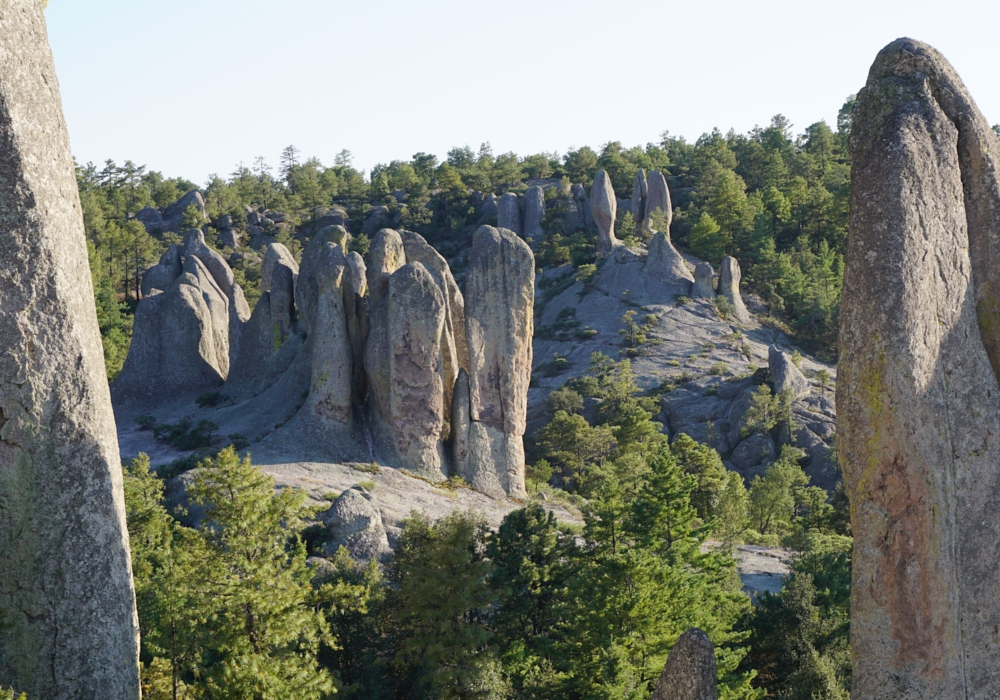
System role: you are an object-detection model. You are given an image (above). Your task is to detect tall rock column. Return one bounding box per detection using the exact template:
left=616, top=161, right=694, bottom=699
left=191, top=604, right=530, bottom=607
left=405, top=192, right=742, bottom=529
left=460, top=226, right=534, bottom=498
left=523, top=185, right=545, bottom=243
left=306, top=243, right=353, bottom=425
left=631, top=168, right=647, bottom=230
left=839, top=38, right=1000, bottom=698
left=0, top=3, right=140, bottom=696
left=497, top=192, right=522, bottom=235
left=643, top=170, right=672, bottom=235
left=591, top=170, right=620, bottom=257
left=718, top=256, right=751, bottom=323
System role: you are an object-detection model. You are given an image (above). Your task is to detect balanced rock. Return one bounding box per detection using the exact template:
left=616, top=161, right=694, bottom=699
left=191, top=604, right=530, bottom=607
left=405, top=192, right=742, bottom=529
left=692, top=262, right=716, bottom=299
left=322, top=486, right=391, bottom=563
left=0, top=4, right=140, bottom=694
left=768, top=346, right=809, bottom=399
left=497, top=192, right=522, bottom=235
left=218, top=227, right=241, bottom=249
left=650, top=628, right=718, bottom=700
left=631, top=168, right=647, bottom=228
left=839, top=38, right=1000, bottom=698
left=643, top=231, right=694, bottom=288
left=523, top=185, right=545, bottom=242
left=644, top=170, right=672, bottom=235
left=460, top=226, right=534, bottom=497
left=590, top=170, right=620, bottom=257
left=718, top=256, right=751, bottom=323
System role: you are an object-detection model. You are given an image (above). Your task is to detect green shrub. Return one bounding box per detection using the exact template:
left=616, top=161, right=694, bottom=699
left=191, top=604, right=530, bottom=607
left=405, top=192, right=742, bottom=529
left=196, top=391, right=226, bottom=408
left=136, top=414, right=156, bottom=431
left=228, top=433, right=250, bottom=451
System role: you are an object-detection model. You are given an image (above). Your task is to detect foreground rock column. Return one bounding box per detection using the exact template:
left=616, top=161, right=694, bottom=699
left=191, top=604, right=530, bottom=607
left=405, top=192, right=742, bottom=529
left=0, top=3, right=140, bottom=695
left=460, top=226, right=534, bottom=497
left=839, top=38, right=1000, bottom=698
left=591, top=170, right=620, bottom=257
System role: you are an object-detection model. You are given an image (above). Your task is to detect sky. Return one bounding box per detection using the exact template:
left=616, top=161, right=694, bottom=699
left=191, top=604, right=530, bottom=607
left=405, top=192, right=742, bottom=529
left=46, top=0, right=1000, bottom=185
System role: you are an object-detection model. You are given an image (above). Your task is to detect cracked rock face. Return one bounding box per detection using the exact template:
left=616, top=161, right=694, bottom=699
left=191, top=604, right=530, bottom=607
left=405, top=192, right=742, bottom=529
left=0, top=3, right=140, bottom=695
left=840, top=38, right=1000, bottom=698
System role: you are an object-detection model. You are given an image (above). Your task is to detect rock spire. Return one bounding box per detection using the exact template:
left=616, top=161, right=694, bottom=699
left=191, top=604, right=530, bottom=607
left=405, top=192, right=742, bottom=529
left=591, top=170, right=620, bottom=257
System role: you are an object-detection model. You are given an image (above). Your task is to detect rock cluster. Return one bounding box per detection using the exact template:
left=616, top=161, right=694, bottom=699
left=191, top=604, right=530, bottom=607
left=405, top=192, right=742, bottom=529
left=644, top=231, right=694, bottom=287
left=650, top=628, right=718, bottom=700
left=0, top=4, right=140, bottom=695
left=840, top=38, right=1000, bottom=698
left=590, top=170, right=620, bottom=257
left=692, top=262, right=716, bottom=299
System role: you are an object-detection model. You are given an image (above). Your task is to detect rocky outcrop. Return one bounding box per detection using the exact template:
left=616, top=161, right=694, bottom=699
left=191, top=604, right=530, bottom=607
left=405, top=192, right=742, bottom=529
left=452, top=368, right=472, bottom=474
left=136, top=189, right=208, bottom=235
left=591, top=170, right=620, bottom=257
left=631, top=168, right=647, bottom=229
left=692, top=262, right=715, bottom=299
left=461, top=226, right=534, bottom=497
left=322, top=486, right=391, bottom=563
left=344, top=252, right=368, bottom=404
left=0, top=4, right=140, bottom=695
left=643, top=231, right=694, bottom=288
left=650, top=628, right=718, bottom=700
left=644, top=170, right=672, bottom=235
left=498, top=192, right=522, bottom=235
left=298, top=225, right=355, bottom=333
left=768, top=346, right=809, bottom=399
left=523, top=185, right=545, bottom=242
left=839, top=38, right=1000, bottom=699
left=718, top=256, right=751, bottom=323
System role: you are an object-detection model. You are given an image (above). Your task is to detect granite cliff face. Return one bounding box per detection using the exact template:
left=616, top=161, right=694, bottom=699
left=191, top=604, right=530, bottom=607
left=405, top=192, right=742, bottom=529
left=839, top=38, right=1000, bottom=698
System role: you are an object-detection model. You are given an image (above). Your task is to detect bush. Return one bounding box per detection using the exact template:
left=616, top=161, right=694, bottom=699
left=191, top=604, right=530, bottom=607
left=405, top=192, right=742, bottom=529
left=709, top=362, right=729, bottom=376
left=358, top=479, right=376, bottom=491
left=537, top=353, right=570, bottom=377
left=228, top=433, right=250, bottom=450
left=136, top=414, right=157, bottom=431
left=196, top=391, right=226, bottom=408
left=715, top=295, right=735, bottom=319
left=547, top=387, right=584, bottom=415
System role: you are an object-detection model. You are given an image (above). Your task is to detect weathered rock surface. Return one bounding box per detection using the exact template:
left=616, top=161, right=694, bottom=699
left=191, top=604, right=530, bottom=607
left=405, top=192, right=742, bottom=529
left=322, top=486, right=390, bottom=563
left=692, top=262, right=715, bottom=299
left=839, top=38, right=1000, bottom=698
left=497, top=192, right=522, bottom=235
left=464, top=226, right=534, bottom=497
left=768, top=346, right=809, bottom=399
left=591, top=170, right=620, bottom=257
left=650, top=628, right=718, bottom=700
left=631, top=168, right=647, bottom=228
left=298, top=225, right=354, bottom=333
left=184, top=228, right=251, bottom=360
left=344, top=252, right=368, bottom=404
left=643, top=231, right=694, bottom=287
left=0, top=4, right=140, bottom=695
left=523, top=185, right=545, bottom=242
left=718, top=256, right=751, bottom=324
left=306, top=243, right=353, bottom=426
left=140, top=244, right=182, bottom=296
left=644, top=170, right=672, bottom=234
left=261, top=241, right=300, bottom=294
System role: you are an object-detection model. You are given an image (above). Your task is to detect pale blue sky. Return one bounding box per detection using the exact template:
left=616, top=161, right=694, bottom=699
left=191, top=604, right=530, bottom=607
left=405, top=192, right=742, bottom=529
left=46, top=0, right=1000, bottom=184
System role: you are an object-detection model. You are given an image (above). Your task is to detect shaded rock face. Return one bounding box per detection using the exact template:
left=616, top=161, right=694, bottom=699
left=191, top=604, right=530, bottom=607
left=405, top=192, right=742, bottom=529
left=768, top=346, right=809, bottom=399
left=497, top=192, right=522, bottom=235
left=306, top=244, right=353, bottom=426
left=141, top=244, right=182, bottom=296
left=479, top=192, right=499, bottom=223
left=591, top=170, right=620, bottom=257
left=692, top=262, right=716, bottom=299
left=298, top=225, right=354, bottom=334
left=262, top=241, right=300, bottom=294
left=523, top=185, right=545, bottom=242
left=631, top=168, right=647, bottom=228
left=462, top=226, right=534, bottom=497
left=644, top=170, right=672, bottom=235
left=718, top=256, right=751, bottom=324
left=839, top=38, right=1000, bottom=699
left=650, top=628, right=718, bottom=700
left=0, top=4, right=140, bottom=695
left=566, top=183, right=594, bottom=232
left=323, top=486, right=391, bottom=563
left=643, top=231, right=694, bottom=288
left=184, top=228, right=251, bottom=362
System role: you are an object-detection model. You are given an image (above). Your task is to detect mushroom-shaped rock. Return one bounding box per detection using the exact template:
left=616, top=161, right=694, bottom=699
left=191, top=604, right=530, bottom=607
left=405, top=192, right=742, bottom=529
left=141, top=243, right=183, bottom=296
left=692, top=262, right=716, bottom=299
left=322, top=486, right=391, bottom=563
left=0, top=5, right=141, bottom=692
left=523, top=185, right=545, bottom=242
left=839, top=38, right=1000, bottom=698
left=644, top=170, right=672, bottom=235
left=631, top=168, right=647, bottom=228
left=768, top=346, right=809, bottom=399
left=498, top=192, right=522, bottom=235
left=306, top=243, right=353, bottom=425
left=718, top=256, right=751, bottom=323
left=590, top=170, right=620, bottom=257
left=463, top=226, right=534, bottom=497
left=643, top=231, right=694, bottom=287
left=650, top=628, right=718, bottom=700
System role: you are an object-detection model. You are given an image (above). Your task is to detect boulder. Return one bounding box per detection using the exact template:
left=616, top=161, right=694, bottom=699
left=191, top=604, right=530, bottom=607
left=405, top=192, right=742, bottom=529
left=0, top=6, right=140, bottom=692
left=163, top=469, right=206, bottom=529
left=643, top=231, right=694, bottom=287
left=218, top=227, right=241, bottom=249
left=523, top=185, right=545, bottom=242
left=366, top=228, right=406, bottom=304
left=839, top=38, right=1000, bottom=698
left=322, top=486, right=391, bottom=563
left=631, top=168, right=647, bottom=228
left=463, top=226, right=534, bottom=497
left=590, top=170, right=620, bottom=257
left=362, top=204, right=391, bottom=235
left=183, top=228, right=251, bottom=359
left=498, top=192, right=522, bottom=235
left=269, top=260, right=297, bottom=348
left=692, top=262, right=716, bottom=299
left=650, top=628, right=718, bottom=700
left=452, top=368, right=472, bottom=474
left=141, top=243, right=183, bottom=296
left=730, top=434, right=776, bottom=474
left=718, top=256, right=751, bottom=324
left=768, top=346, right=809, bottom=399
left=644, top=170, right=672, bottom=235
left=571, top=183, right=594, bottom=229
left=306, top=243, right=353, bottom=425
left=215, top=214, right=233, bottom=229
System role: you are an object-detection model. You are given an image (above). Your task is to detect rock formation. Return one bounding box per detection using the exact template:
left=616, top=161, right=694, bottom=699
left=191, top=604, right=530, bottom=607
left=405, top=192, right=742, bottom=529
left=631, top=168, right=647, bottom=228
left=323, top=486, right=391, bottom=563
left=261, top=241, right=300, bottom=293
left=718, top=256, right=751, bottom=323
left=567, top=183, right=594, bottom=232
left=141, top=244, right=183, bottom=296
left=839, top=38, right=1000, bottom=698
left=523, top=185, right=545, bottom=242
left=305, top=243, right=354, bottom=426
left=768, top=346, right=809, bottom=399
left=459, top=226, right=534, bottom=497
left=643, top=231, right=694, bottom=287
left=0, top=3, right=140, bottom=695
left=692, top=262, right=716, bottom=299
left=591, top=170, right=620, bottom=257
left=184, top=228, right=251, bottom=360
left=136, top=189, right=207, bottom=236
left=497, top=192, right=522, bottom=235
left=644, top=170, right=672, bottom=235
left=650, top=628, right=718, bottom=700
left=480, top=192, right=499, bottom=222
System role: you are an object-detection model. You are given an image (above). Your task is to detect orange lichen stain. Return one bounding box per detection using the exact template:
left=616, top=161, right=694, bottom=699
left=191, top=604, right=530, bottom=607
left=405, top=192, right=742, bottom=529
left=870, top=456, right=947, bottom=680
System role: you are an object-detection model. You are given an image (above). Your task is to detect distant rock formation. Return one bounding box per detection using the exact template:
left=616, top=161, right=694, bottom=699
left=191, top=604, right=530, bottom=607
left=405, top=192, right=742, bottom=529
left=498, top=192, right=522, bottom=235
left=644, top=170, right=672, bottom=235
left=718, top=256, right=751, bottom=323
left=323, top=486, right=391, bottom=563
left=141, top=243, right=183, bottom=296
left=136, top=188, right=207, bottom=235
left=643, top=231, right=693, bottom=288
left=840, top=38, right=1000, bottom=699
left=768, top=346, right=809, bottom=399
left=650, top=628, right=718, bottom=700
left=631, top=168, right=647, bottom=228
left=479, top=192, right=499, bottom=222
left=0, top=4, right=140, bottom=695
left=591, top=170, right=620, bottom=257
left=692, top=262, right=716, bottom=299
left=566, top=183, right=594, bottom=232
left=523, top=185, right=545, bottom=243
